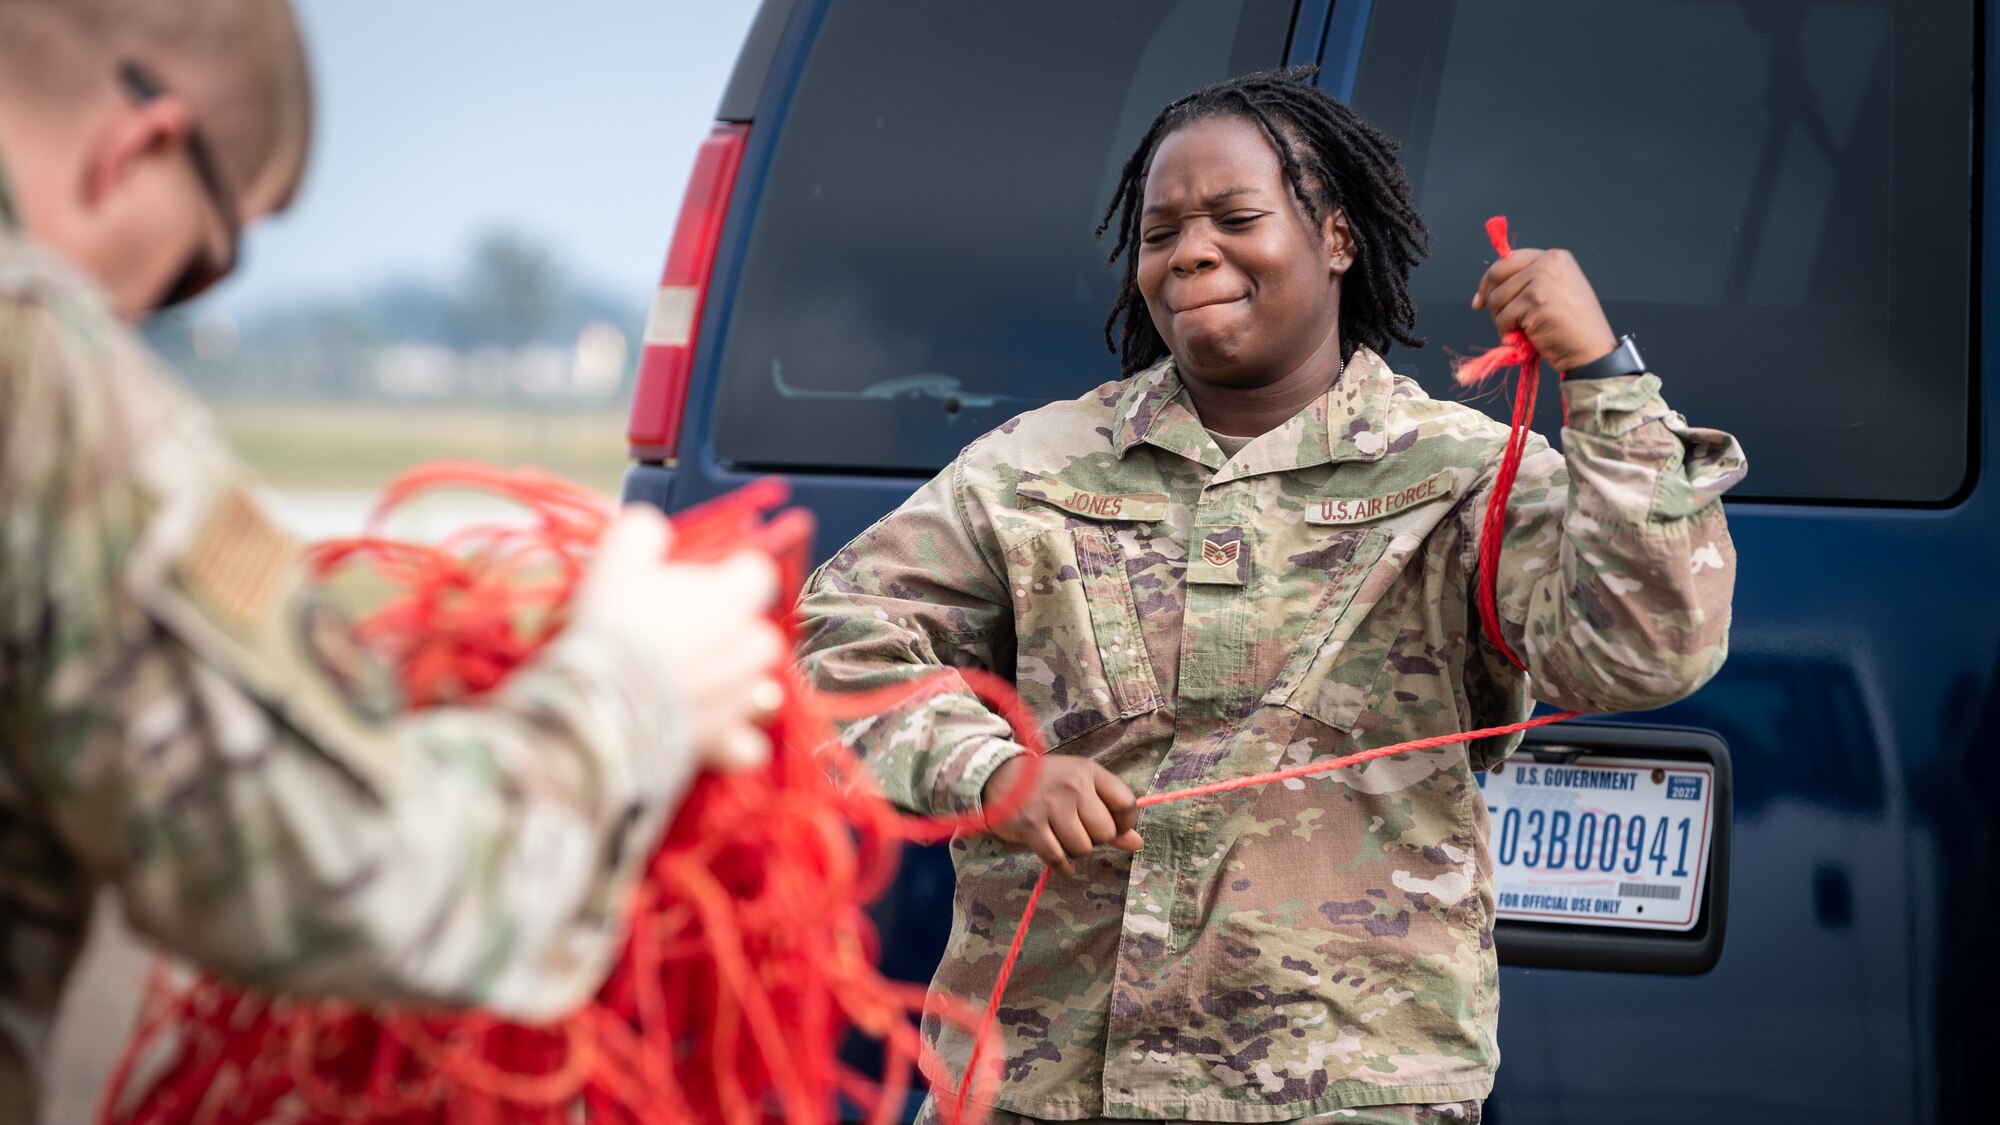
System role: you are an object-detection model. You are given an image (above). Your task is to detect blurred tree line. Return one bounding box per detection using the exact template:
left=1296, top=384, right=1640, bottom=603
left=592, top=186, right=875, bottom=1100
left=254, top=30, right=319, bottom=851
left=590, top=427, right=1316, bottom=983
left=144, top=230, right=646, bottom=405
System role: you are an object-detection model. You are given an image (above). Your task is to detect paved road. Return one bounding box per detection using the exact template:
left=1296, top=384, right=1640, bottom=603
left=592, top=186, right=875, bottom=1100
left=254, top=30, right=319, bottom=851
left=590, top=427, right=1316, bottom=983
left=45, top=898, right=154, bottom=1124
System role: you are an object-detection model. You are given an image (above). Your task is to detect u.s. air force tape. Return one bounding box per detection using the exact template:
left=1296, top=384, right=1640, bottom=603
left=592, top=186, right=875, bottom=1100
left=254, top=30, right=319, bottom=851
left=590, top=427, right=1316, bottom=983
left=1304, top=470, right=1455, bottom=525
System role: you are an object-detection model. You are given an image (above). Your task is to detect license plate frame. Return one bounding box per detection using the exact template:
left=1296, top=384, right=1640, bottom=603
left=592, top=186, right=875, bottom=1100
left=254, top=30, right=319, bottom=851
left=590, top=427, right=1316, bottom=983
left=1480, top=755, right=1716, bottom=931
left=1486, top=723, right=1733, bottom=975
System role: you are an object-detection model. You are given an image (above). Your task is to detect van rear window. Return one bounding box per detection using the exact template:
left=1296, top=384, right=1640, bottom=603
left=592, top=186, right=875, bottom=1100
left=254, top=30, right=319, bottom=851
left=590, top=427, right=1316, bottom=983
left=1348, top=0, right=1973, bottom=504
left=709, top=0, right=1296, bottom=474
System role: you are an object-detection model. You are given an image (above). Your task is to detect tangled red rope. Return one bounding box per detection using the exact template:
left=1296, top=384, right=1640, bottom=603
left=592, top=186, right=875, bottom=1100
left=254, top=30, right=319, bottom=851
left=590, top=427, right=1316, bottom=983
left=103, top=221, right=1567, bottom=1124
left=99, top=467, right=1044, bottom=1125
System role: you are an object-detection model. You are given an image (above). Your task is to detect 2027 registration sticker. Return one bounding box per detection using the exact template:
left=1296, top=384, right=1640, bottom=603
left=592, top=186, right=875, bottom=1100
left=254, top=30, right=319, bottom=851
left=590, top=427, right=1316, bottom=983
left=1477, top=756, right=1715, bottom=931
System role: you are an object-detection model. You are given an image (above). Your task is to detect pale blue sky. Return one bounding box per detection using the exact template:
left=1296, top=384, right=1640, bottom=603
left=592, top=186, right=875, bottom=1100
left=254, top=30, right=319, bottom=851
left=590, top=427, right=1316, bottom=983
left=209, top=0, right=762, bottom=313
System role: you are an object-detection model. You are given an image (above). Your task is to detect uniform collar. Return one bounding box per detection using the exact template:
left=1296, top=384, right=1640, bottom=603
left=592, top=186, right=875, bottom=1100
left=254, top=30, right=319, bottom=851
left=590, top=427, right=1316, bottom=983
left=1109, top=347, right=1396, bottom=477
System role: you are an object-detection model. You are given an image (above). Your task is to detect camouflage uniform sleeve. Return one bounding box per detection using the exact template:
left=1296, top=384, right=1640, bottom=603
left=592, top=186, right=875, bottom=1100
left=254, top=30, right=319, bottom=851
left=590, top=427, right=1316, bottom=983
left=1471, top=372, right=1748, bottom=713
left=109, top=622, right=696, bottom=1024
left=794, top=460, right=1021, bottom=817
left=0, top=297, right=695, bottom=1022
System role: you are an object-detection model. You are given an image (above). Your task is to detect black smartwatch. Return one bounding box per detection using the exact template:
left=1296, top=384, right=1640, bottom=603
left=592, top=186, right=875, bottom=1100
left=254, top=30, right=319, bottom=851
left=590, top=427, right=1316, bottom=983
left=1562, top=334, right=1645, bottom=380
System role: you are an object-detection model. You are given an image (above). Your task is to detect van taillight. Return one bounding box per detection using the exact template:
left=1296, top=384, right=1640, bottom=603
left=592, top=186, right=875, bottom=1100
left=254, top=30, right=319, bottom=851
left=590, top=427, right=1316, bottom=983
left=627, top=123, right=749, bottom=463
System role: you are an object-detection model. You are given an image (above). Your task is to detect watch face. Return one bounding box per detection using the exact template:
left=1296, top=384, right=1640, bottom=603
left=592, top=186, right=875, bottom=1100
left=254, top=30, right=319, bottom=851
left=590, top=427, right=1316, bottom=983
left=1616, top=337, right=1646, bottom=374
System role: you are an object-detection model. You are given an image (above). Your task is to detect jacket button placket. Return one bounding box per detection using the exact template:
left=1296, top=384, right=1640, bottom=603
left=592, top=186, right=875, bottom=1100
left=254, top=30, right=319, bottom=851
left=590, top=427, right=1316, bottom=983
left=1119, top=476, right=1260, bottom=1102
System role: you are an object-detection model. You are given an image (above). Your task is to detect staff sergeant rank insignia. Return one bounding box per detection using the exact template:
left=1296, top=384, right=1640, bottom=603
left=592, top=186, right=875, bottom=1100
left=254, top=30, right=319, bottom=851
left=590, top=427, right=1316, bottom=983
left=1305, top=469, right=1456, bottom=525
left=1189, top=527, right=1251, bottom=586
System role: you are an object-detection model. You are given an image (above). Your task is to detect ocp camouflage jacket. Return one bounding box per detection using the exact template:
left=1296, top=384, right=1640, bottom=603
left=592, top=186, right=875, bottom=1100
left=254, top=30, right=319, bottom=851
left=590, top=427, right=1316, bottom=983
left=797, top=349, right=1746, bottom=1121
left=0, top=167, right=694, bottom=1120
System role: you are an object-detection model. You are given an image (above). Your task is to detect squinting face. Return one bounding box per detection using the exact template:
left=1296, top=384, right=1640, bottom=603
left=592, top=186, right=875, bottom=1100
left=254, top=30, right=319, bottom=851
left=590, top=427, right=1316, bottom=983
left=1136, top=115, right=1349, bottom=389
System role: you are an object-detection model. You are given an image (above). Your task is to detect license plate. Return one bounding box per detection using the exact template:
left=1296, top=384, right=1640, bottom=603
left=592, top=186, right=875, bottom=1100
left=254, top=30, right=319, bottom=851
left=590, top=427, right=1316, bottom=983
left=1477, top=756, right=1715, bottom=931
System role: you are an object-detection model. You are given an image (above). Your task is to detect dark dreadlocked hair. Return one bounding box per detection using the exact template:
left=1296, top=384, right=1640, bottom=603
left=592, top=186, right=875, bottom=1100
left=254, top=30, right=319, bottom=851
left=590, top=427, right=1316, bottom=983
left=1097, top=65, right=1429, bottom=378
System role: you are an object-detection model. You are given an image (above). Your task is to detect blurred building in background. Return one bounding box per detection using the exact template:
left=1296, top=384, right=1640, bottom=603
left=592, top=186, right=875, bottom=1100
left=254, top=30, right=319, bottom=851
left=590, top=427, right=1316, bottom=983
left=150, top=231, right=639, bottom=405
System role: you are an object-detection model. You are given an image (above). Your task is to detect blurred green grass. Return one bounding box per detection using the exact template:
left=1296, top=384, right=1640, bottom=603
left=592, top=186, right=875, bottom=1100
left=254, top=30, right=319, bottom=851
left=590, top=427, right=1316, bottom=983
left=214, top=402, right=630, bottom=494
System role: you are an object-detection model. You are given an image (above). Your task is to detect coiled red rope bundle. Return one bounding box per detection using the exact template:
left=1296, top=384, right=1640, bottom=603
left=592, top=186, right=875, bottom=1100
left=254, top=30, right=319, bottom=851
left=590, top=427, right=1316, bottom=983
left=98, top=465, right=1040, bottom=1125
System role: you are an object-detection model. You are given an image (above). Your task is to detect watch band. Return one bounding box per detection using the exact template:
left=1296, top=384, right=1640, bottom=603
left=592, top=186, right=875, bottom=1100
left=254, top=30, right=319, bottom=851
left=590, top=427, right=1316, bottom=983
left=1562, top=334, right=1645, bottom=380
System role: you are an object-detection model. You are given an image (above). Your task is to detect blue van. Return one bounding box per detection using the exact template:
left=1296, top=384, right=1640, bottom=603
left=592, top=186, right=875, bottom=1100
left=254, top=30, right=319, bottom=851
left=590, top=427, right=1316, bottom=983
left=624, top=2, right=1993, bottom=1120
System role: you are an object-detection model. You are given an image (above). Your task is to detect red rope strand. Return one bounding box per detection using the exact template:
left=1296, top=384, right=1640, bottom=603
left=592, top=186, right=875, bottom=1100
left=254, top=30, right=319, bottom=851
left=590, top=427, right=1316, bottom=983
left=1454, top=215, right=1541, bottom=673
left=935, top=706, right=1576, bottom=1122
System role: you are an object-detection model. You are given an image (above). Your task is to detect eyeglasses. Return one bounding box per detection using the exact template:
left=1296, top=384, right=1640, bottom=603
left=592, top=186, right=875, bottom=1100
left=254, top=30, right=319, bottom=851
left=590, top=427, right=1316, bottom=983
left=116, top=62, right=242, bottom=310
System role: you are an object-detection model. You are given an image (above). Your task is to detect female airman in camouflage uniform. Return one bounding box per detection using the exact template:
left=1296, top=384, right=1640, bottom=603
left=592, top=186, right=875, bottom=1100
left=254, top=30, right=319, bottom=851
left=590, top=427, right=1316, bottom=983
left=798, top=68, right=1745, bottom=1124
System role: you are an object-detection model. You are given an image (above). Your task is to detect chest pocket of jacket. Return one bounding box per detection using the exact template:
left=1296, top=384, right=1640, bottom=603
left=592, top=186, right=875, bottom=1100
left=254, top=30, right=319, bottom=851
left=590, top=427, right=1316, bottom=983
left=1004, top=527, right=1163, bottom=750
left=1262, top=527, right=1410, bottom=733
